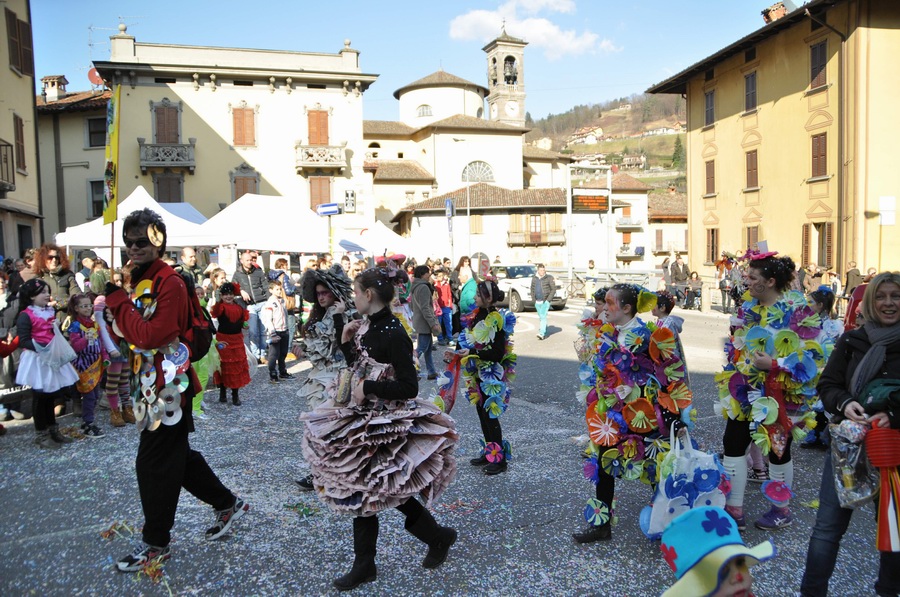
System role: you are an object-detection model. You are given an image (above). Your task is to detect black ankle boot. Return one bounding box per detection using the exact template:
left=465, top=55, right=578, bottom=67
left=334, top=516, right=378, bottom=591
left=404, top=508, right=457, bottom=569
left=572, top=523, right=611, bottom=544
left=219, top=386, right=227, bottom=403
left=231, top=389, right=241, bottom=406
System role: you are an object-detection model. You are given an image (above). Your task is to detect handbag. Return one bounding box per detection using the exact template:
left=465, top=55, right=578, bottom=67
left=37, top=321, right=78, bottom=369
left=245, top=343, right=259, bottom=378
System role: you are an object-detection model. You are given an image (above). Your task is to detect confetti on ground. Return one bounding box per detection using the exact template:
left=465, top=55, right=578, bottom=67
left=283, top=502, right=319, bottom=517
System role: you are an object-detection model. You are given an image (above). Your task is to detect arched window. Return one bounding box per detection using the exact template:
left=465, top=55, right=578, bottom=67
left=367, top=142, right=380, bottom=159
left=417, top=104, right=433, bottom=117
left=462, top=161, right=494, bottom=182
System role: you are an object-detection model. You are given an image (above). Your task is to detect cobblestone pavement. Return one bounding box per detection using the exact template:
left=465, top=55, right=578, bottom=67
left=0, top=305, right=878, bottom=596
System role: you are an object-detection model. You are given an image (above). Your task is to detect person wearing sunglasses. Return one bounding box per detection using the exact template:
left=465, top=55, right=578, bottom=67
left=35, top=243, right=78, bottom=323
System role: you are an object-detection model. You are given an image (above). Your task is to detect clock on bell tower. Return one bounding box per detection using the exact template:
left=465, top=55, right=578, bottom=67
left=483, top=26, right=527, bottom=128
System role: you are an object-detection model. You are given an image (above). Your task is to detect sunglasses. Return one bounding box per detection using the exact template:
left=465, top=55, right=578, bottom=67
left=47, top=254, right=59, bottom=260
left=124, top=238, right=153, bottom=248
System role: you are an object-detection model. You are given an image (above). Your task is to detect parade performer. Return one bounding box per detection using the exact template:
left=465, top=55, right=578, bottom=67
left=210, top=282, right=251, bottom=406
left=572, top=283, right=692, bottom=543
left=654, top=291, right=690, bottom=386
left=66, top=293, right=108, bottom=438
left=95, top=295, right=135, bottom=427
left=801, top=285, right=844, bottom=449
left=454, top=280, right=517, bottom=476
left=716, top=251, right=827, bottom=531
left=374, top=253, right=414, bottom=339
left=106, top=209, right=247, bottom=573
left=301, top=267, right=458, bottom=591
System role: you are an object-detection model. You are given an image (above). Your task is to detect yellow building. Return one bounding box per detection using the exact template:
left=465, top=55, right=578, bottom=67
left=648, top=0, right=900, bottom=276
left=1, top=0, right=43, bottom=256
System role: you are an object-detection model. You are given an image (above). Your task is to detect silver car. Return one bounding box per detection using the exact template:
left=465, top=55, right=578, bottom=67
left=491, top=264, right=567, bottom=312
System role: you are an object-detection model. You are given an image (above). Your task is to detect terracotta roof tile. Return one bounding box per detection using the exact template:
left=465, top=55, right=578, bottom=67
left=576, top=171, right=651, bottom=192
left=426, top=114, right=527, bottom=132
left=371, top=160, right=435, bottom=182
left=398, top=183, right=565, bottom=213
left=523, top=145, right=569, bottom=160
left=36, top=89, right=111, bottom=113
left=393, top=70, right=488, bottom=99
left=363, top=120, right=416, bottom=136
left=648, top=191, right=687, bottom=220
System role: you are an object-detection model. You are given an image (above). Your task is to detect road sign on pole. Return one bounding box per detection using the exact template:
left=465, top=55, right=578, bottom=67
left=316, top=203, right=341, bottom=216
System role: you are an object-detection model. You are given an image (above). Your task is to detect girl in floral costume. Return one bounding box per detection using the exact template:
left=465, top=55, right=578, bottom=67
left=716, top=252, right=828, bottom=531
left=573, top=283, right=692, bottom=543
left=458, top=280, right=517, bottom=476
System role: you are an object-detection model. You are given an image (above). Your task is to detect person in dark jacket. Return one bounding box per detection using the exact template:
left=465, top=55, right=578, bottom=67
left=845, top=260, right=863, bottom=296
left=670, top=255, right=689, bottom=305
left=174, top=247, right=204, bottom=287
left=530, top=263, right=555, bottom=340
left=232, top=250, right=269, bottom=361
left=36, top=243, right=78, bottom=323
left=799, top=272, right=900, bottom=597
left=409, top=265, right=440, bottom=380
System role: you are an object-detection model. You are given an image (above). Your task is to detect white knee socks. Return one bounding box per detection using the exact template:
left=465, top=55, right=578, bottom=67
left=768, top=461, right=794, bottom=507
left=722, top=455, right=749, bottom=508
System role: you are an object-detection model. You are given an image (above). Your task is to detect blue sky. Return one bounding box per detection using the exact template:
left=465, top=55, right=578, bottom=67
left=32, top=0, right=782, bottom=121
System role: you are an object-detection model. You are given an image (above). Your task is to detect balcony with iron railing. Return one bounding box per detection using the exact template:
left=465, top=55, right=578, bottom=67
left=507, top=230, right=566, bottom=247
left=295, top=144, right=347, bottom=172
left=616, top=244, right=646, bottom=261
left=652, top=241, right=689, bottom=254
left=615, top=216, right=643, bottom=231
left=138, top=138, right=196, bottom=174
left=0, top=142, right=14, bottom=194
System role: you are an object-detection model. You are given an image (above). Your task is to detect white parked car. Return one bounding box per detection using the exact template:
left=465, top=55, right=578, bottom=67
left=491, top=264, right=567, bottom=312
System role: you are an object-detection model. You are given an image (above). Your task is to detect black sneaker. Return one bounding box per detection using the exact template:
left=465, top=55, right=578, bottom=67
left=269, top=376, right=280, bottom=384
left=116, top=543, right=171, bottom=572
left=484, top=460, right=508, bottom=475
left=279, top=373, right=295, bottom=380
left=296, top=474, right=315, bottom=491
left=206, top=497, right=249, bottom=541
left=82, top=423, right=106, bottom=439
left=469, top=455, right=489, bottom=467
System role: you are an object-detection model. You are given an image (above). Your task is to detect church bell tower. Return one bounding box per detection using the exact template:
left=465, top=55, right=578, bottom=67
left=483, top=26, right=527, bottom=127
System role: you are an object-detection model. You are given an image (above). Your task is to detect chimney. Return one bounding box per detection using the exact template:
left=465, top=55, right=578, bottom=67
left=762, top=2, right=788, bottom=24
left=40, top=75, right=69, bottom=102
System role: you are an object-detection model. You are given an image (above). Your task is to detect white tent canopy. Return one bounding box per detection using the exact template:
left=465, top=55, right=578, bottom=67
left=55, top=186, right=206, bottom=249
left=338, top=221, right=422, bottom=258
left=193, top=193, right=329, bottom=253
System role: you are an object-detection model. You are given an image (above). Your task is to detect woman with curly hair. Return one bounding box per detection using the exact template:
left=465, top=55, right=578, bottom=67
left=35, top=243, right=78, bottom=322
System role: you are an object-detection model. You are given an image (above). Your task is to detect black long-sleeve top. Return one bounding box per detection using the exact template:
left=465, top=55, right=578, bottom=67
left=16, top=311, right=37, bottom=351
left=817, top=327, right=900, bottom=427
left=340, top=307, right=418, bottom=401
left=468, top=307, right=508, bottom=364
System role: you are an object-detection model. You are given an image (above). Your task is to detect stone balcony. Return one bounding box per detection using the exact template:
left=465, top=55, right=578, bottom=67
left=295, top=144, right=348, bottom=172
left=0, top=142, right=14, bottom=195
left=615, top=216, right=643, bottom=231
left=616, top=245, right=645, bottom=261
left=137, top=138, right=196, bottom=174
left=507, top=230, right=565, bottom=247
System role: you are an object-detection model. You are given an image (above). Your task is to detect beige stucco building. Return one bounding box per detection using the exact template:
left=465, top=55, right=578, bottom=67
left=648, top=0, right=900, bottom=277
left=91, top=25, right=378, bottom=234
left=1, top=0, right=42, bottom=257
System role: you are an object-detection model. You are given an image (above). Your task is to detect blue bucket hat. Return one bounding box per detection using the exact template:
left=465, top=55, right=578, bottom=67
left=661, top=507, right=776, bottom=597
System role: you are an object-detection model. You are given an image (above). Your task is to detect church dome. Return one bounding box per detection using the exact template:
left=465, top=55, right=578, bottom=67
left=393, top=70, right=488, bottom=99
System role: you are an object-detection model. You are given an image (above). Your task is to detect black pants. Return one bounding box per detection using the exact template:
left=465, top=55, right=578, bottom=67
left=31, top=390, right=59, bottom=431
left=723, top=417, right=793, bottom=464
left=595, top=469, right=615, bottom=512
left=475, top=400, right=504, bottom=460
left=136, top=409, right=234, bottom=547
left=267, top=330, right=289, bottom=378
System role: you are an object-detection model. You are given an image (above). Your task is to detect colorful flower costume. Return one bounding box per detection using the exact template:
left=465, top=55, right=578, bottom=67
left=297, top=305, right=347, bottom=408
left=301, top=307, right=458, bottom=516
left=715, top=290, right=829, bottom=457
left=576, top=315, right=692, bottom=528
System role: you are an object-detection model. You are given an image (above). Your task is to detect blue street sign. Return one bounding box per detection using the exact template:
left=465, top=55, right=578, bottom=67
left=316, top=203, right=341, bottom=216
left=445, top=198, right=454, bottom=218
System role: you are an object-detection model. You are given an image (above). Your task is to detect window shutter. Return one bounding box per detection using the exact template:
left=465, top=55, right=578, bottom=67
left=6, top=9, right=20, bottom=72
left=685, top=229, right=689, bottom=252
left=14, top=114, right=25, bottom=170
left=509, top=214, right=521, bottom=232
left=706, top=230, right=712, bottom=263
left=656, top=229, right=663, bottom=251
left=234, top=176, right=256, bottom=200
left=156, top=106, right=179, bottom=143
left=308, top=110, right=328, bottom=145
left=309, top=176, right=331, bottom=208
left=471, top=214, right=483, bottom=234
left=233, top=109, right=245, bottom=146
left=550, top=213, right=562, bottom=230
left=811, top=133, right=827, bottom=178
left=811, top=41, right=827, bottom=88
left=824, top=221, right=834, bottom=268
left=243, top=109, right=255, bottom=146
left=623, top=231, right=632, bottom=244
left=18, top=19, right=32, bottom=76
left=705, top=161, right=715, bottom=195
left=801, top=223, right=811, bottom=267
left=746, top=150, right=758, bottom=188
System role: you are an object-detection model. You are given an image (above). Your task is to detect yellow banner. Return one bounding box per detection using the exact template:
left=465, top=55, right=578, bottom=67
left=102, top=84, right=121, bottom=225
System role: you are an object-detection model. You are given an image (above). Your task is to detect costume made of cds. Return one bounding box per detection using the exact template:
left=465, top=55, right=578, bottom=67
left=301, top=306, right=458, bottom=516
left=576, top=314, right=692, bottom=526
left=715, top=290, right=830, bottom=457
left=297, top=305, right=347, bottom=408
left=210, top=301, right=251, bottom=390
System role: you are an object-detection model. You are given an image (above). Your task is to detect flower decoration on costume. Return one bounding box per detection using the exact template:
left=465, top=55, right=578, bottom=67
left=484, top=442, right=504, bottom=463
left=773, top=329, right=801, bottom=357
left=762, top=480, right=794, bottom=505
left=583, top=498, right=610, bottom=526
left=601, top=448, right=625, bottom=477
left=700, top=509, right=733, bottom=537
left=661, top=543, right=678, bottom=571
left=649, top=327, right=677, bottom=362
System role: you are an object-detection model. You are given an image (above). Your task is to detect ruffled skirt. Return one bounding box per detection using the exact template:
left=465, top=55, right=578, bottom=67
left=16, top=350, right=79, bottom=393
left=301, top=399, right=458, bottom=516
left=214, top=331, right=250, bottom=389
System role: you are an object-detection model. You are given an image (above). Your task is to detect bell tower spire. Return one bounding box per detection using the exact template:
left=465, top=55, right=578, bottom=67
left=483, top=27, right=527, bottom=127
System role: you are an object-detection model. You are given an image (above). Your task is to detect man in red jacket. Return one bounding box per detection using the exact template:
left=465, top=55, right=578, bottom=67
left=105, top=208, right=248, bottom=573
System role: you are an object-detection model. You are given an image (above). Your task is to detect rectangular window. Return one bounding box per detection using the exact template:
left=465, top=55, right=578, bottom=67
left=812, top=133, right=827, bottom=178
left=747, top=226, right=759, bottom=251
left=154, top=105, right=179, bottom=143
left=17, top=224, right=32, bottom=258
left=705, top=160, right=715, bottom=195
left=86, top=117, right=106, bottom=148
left=470, top=214, right=483, bottom=234
left=704, top=91, right=715, bottom=126
left=5, top=8, right=33, bottom=77
left=13, top=114, right=25, bottom=171
left=232, top=108, right=255, bottom=146
left=89, top=180, right=104, bottom=218
left=746, top=150, right=759, bottom=188
left=154, top=172, right=183, bottom=203
left=745, top=48, right=756, bottom=62
left=308, top=110, right=329, bottom=146
left=655, top=229, right=663, bottom=251
left=309, top=176, right=331, bottom=208
left=745, top=72, right=757, bottom=111
left=811, top=40, right=827, bottom=88
left=233, top=176, right=257, bottom=201
left=705, top=228, right=719, bottom=264
left=529, top=215, right=541, bottom=233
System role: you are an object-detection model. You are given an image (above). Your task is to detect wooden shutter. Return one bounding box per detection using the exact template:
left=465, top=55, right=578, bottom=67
left=308, top=110, right=329, bottom=145
left=812, top=133, right=827, bottom=177
left=509, top=214, right=522, bottom=232
left=234, top=176, right=256, bottom=200
left=6, top=9, right=19, bottom=72
left=811, top=41, right=827, bottom=88
left=801, top=223, right=811, bottom=267
left=233, top=108, right=255, bottom=146
left=746, top=150, right=758, bottom=188
left=745, top=72, right=756, bottom=111
left=309, top=176, right=331, bottom=208
left=13, top=114, right=25, bottom=170
left=18, top=18, right=32, bottom=76
left=655, top=229, right=663, bottom=251
left=155, top=106, right=179, bottom=143
left=705, top=161, right=715, bottom=195
left=549, top=213, right=562, bottom=231
left=157, top=175, right=181, bottom=203
left=747, top=226, right=759, bottom=250
left=684, top=229, right=689, bottom=252
left=471, top=214, right=483, bottom=234
left=706, top=229, right=713, bottom=263
left=824, top=221, right=834, bottom=268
